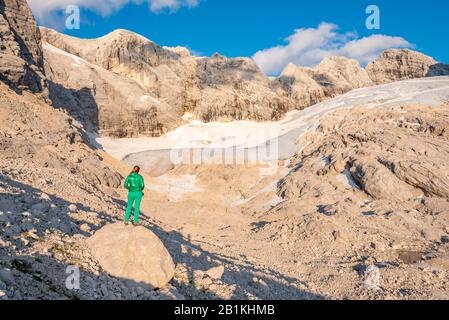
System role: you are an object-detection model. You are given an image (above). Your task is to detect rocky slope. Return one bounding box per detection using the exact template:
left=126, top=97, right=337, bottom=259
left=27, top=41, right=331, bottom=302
left=277, top=57, right=374, bottom=109
left=245, top=104, right=449, bottom=299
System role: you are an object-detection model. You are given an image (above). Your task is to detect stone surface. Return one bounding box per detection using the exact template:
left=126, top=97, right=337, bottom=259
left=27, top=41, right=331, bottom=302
left=366, top=49, right=449, bottom=84
left=123, top=151, right=175, bottom=177
left=0, top=0, right=45, bottom=93
left=0, top=268, right=15, bottom=286
left=277, top=56, right=373, bottom=109
left=87, top=223, right=175, bottom=289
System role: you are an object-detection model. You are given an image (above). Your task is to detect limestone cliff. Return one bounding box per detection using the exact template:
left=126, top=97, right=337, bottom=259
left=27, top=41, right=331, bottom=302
left=277, top=57, right=373, bottom=109
left=0, top=0, right=45, bottom=93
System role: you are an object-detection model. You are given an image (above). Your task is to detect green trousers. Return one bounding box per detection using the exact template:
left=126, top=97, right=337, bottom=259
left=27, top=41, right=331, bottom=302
left=125, top=191, right=143, bottom=223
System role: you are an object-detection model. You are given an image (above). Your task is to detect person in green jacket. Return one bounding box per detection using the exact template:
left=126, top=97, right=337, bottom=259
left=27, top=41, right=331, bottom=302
left=124, top=166, right=145, bottom=225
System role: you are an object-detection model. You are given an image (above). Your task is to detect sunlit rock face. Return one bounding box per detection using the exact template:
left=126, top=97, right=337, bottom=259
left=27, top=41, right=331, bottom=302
left=366, top=48, right=449, bottom=84
left=0, top=0, right=45, bottom=93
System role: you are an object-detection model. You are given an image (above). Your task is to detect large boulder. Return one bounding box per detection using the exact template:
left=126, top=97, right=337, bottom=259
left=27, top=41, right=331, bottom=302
left=87, top=223, right=175, bottom=289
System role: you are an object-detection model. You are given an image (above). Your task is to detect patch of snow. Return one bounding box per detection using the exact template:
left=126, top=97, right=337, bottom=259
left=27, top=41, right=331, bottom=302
left=43, top=42, right=90, bottom=67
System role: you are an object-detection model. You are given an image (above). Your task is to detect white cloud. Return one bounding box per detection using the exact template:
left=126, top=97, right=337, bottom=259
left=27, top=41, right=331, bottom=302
left=27, top=0, right=200, bottom=22
left=252, top=23, right=413, bottom=75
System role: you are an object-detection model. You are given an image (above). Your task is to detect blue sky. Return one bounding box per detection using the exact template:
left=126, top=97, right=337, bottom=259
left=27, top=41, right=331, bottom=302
left=29, top=0, right=449, bottom=75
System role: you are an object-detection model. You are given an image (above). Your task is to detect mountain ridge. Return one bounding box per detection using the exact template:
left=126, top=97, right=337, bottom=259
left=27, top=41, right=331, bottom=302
left=40, top=27, right=449, bottom=138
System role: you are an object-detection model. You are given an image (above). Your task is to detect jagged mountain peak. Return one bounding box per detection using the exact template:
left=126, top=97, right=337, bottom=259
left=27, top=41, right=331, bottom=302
left=366, top=47, right=447, bottom=84
left=377, top=48, right=437, bottom=62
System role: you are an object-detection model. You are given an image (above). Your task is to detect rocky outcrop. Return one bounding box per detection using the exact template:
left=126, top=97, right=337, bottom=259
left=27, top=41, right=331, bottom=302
left=0, top=0, right=45, bottom=93
left=261, top=105, right=449, bottom=286
left=87, top=223, right=175, bottom=289
left=366, top=49, right=449, bottom=84
left=277, top=57, right=373, bottom=109
left=350, top=157, right=422, bottom=202
left=192, top=54, right=293, bottom=121
left=280, top=105, right=449, bottom=206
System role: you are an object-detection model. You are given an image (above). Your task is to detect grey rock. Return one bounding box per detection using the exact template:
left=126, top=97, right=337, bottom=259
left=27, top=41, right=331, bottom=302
left=135, top=286, right=145, bottom=296
left=31, top=202, right=50, bottom=214
left=13, top=290, right=23, bottom=300
left=20, top=221, right=35, bottom=232
left=100, top=284, right=108, bottom=297
left=0, top=268, right=15, bottom=286
left=0, top=213, right=9, bottom=223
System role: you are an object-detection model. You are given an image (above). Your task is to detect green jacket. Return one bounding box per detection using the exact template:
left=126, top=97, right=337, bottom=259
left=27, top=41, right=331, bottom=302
left=124, top=173, right=145, bottom=192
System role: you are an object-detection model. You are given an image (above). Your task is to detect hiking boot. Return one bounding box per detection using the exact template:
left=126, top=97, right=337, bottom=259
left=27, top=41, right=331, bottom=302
left=132, top=221, right=139, bottom=226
